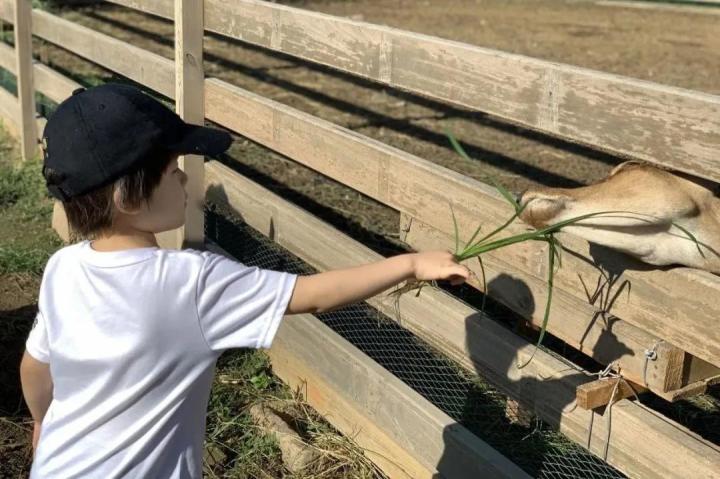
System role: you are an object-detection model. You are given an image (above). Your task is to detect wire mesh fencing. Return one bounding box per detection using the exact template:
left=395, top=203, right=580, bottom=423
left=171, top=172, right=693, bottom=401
left=205, top=204, right=627, bottom=479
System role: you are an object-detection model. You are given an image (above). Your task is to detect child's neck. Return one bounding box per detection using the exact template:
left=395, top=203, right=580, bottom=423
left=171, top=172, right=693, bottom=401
left=91, top=230, right=159, bottom=252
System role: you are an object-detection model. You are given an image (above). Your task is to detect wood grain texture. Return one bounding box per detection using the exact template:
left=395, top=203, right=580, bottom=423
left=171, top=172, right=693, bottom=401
left=204, top=78, right=720, bottom=372
left=0, top=84, right=20, bottom=137
left=205, top=160, right=720, bottom=479
left=401, top=213, right=687, bottom=393
left=13, top=0, right=36, bottom=160
left=0, top=6, right=176, bottom=99
left=0, top=42, right=82, bottom=104
left=174, top=0, right=206, bottom=249
left=269, top=314, right=530, bottom=479
left=576, top=378, right=645, bottom=410
left=103, top=0, right=720, bottom=181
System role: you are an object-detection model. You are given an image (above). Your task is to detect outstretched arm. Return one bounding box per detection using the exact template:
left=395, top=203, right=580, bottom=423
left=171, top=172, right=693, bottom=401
left=286, top=251, right=469, bottom=315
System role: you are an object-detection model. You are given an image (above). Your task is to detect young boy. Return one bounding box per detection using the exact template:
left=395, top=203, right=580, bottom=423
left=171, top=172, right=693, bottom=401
left=20, top=83, right=469, bottom=478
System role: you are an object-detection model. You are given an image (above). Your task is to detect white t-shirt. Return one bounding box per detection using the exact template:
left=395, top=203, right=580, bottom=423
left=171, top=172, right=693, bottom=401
left=25, top=241, right=297, bottom=478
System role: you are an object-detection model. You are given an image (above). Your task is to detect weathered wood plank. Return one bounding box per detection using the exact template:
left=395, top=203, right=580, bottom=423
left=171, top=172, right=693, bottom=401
left=176, top=0, right=204, bottom=249
left=577, top=378, right=645, bottom=410
left=104, top=0, right=720, bottom=181
left=205, top=160, right=720, bottom=479
left=0, top=42, right=82, bottom=104
left=207, top=240, right=527, bottom=478
left=203, top=78, right=720, bottom=372
left=0, top=5, right=176, bottom=99
left=104, top=0, right=173, bottom=18
left=0, top=84, right=20, bottom=136
left=401, top=213, right=692, bottom=393
left=157, top=0, right=205, bottom=250
left=269, top=314, right=531, bottom=479
left=13, top=0, right=36, bottom=160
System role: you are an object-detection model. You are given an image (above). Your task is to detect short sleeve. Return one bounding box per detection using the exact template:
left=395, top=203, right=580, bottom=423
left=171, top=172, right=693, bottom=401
left=196, top=253, right=297, bottom=351
left=26, top=310, right=50, bottom=363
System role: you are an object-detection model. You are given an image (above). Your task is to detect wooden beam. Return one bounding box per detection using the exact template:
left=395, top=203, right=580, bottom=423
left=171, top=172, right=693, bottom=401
left=400, top=213, right=689, bottom=393
left=597, top=1, right=720, bottom=15
left=103, top=0, right=720, bottom=181
left=576, top=378, right=645, bottom=410
left=175, top=0, right=205, bottom=249
left=105, top=0, right=173, bottom=18
left=203, top=78, right=720, bottom=372
left=0, top=5, right=176, bottom=100
left=157, top=0, right=205, bottom=250
left=206, top=240, right=527, bottom=479
left=205, top=160, right=720, bottom=478
left=100, top=0, right=720, bottom=181
left=270, top=314, right=530, bottom=479
left=0, top=41, right=82, bottom=104
left=0, top=83, right=20, bottom=137
left=13, top=0, right=36, bottom=160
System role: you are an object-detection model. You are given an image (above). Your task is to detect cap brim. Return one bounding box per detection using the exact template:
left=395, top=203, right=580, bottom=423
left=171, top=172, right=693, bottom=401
left=167, top=124, right=233, bottom=157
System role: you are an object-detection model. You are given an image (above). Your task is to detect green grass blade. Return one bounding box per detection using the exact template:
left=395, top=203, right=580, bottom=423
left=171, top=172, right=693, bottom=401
left=518, top=234, right=556, bottom=369
left=450, top=203, right=460, bottom=255
left=671, top=220, right=706, bottom=258
left=477, top=256, right=488, bottom=312
left=446, top=130, right=521, bottom=213
left=464, top=222, right=484, bottom=250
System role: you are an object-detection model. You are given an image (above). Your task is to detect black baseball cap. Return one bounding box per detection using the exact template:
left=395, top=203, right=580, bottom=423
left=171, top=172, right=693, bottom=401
left=42, top=83, right=232, bottom=200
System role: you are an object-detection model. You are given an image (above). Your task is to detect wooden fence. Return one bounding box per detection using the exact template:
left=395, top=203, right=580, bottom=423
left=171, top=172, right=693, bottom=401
left=0, top=0, right=719, bottom=477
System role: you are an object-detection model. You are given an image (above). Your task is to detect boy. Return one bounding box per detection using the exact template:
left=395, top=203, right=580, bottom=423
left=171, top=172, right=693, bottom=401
left=20, top=83, right=469, bottom=478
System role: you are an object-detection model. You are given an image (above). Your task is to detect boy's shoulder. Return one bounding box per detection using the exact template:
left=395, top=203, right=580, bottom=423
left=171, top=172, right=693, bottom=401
left=45, top=242, right=224, bottom=271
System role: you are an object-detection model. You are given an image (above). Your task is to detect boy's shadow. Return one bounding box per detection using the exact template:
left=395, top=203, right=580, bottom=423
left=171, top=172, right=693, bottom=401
left=0, top=304, right=37, bottom=416
left=434, top=274, right=632, bottom=478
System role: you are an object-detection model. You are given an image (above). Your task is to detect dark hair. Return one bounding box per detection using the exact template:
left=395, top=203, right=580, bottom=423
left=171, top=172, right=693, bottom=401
left=44, top=150, right=175, bottom=238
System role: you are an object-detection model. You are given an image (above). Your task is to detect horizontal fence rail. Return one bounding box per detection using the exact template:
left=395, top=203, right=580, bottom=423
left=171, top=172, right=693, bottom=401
left=206, top=160, right=720, bottom=479
left=2, top=3, right=717, bottom=379
left=0, top=2, right=718, bottom=476
left=203, top=78, right=720, bottom=374
left=104, top=0, right=720, bottom=183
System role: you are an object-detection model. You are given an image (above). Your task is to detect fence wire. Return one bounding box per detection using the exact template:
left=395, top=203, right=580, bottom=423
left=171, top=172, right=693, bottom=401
left=206, top=204, right=627, bottom=479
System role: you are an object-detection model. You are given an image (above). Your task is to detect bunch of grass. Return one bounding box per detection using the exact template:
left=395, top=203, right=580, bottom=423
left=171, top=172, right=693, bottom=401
left=401, top=133, right=703, bottom=368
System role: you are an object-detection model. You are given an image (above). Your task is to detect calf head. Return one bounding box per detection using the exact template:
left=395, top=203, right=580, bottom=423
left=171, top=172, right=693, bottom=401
left=518, top=162, right=720, bottom=273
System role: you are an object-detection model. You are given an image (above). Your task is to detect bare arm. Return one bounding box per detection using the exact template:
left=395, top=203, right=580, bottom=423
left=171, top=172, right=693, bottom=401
left=20, top=351, right=53, bottom=450
left=286, top=251, right=469, bottom=315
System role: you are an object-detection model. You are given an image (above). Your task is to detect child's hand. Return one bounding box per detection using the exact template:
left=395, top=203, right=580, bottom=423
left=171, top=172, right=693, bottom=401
left=411, top=251, right=470, bottom=285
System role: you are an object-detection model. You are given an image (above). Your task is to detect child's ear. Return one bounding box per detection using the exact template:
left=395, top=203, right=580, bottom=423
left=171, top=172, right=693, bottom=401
left=112, top=188, right=142, bottom=216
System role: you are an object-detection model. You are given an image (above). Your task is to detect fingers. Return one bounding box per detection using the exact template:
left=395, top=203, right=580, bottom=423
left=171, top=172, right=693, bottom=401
left=446, top=263, right=470, bottom=285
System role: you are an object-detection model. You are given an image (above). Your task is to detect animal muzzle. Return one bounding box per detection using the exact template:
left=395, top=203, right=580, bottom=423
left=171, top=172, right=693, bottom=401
left=518, top=191, right=570, bottom=228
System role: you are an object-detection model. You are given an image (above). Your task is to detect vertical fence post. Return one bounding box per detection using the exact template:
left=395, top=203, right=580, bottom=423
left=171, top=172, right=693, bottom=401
left=159, top=0, right=205, bottom=249
left=14, top=0, right=36, bottom=161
